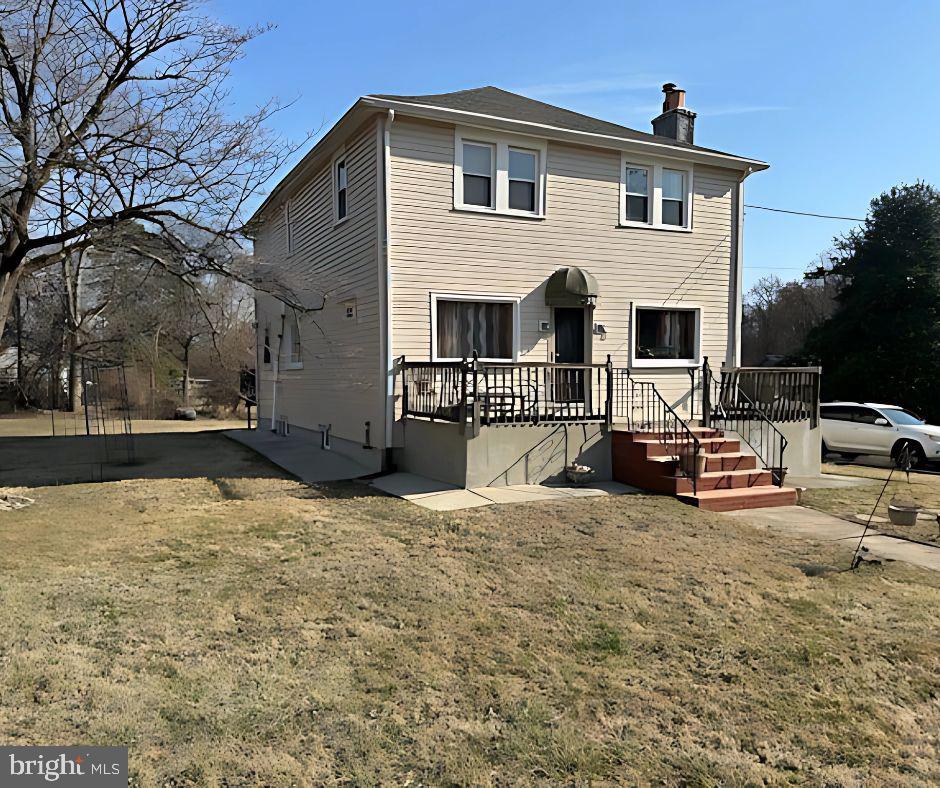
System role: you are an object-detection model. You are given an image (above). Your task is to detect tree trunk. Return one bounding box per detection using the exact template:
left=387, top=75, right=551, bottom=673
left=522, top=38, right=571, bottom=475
left=0, top=267, right=22, bottom=347
left=67, top=349, right=81, bottom=412
left=183, top=345, right=191, bottom=407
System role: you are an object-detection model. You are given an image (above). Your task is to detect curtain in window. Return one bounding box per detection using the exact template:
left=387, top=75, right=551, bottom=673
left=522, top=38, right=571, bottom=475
left=437, top=300, right=512, bottom=359
left=636, top=309, right=695, bottom=359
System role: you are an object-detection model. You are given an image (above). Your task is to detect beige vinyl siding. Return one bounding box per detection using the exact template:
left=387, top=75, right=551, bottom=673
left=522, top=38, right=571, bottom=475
left=388, top=117, right=737, bottom=410
left=254, top=117, right=382, bottom=445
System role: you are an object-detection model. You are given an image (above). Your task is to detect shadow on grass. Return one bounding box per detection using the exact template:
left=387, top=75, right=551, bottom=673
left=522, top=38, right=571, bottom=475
left=0, top=432, right=382, bottom=503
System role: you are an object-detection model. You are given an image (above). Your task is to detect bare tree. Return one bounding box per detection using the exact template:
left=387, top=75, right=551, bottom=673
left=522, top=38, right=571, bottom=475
left=0, top=0, right=294, bottom=342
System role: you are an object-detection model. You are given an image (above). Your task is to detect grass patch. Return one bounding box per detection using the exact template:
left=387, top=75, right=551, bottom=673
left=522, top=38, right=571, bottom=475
left=0, top=439, right=938, bottom=783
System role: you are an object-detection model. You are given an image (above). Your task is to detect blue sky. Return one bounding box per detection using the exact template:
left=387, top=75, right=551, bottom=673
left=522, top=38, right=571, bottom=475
left=211, top=0, right=940, bottom=292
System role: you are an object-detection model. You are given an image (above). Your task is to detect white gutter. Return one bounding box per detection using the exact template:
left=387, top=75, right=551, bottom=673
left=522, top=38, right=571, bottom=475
left=376, top=109, right=396, bottom=457
left=361, top=96, right=770, bottom=173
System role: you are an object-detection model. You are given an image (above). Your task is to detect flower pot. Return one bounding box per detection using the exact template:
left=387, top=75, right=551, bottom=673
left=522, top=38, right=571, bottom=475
left=887, top=503, right=920, bottom=527
left=565, top=464, right=594, bottom=486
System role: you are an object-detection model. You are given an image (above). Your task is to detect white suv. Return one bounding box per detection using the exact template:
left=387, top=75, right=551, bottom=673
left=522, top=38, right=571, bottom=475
left=820, top=402, right=940, bottom=466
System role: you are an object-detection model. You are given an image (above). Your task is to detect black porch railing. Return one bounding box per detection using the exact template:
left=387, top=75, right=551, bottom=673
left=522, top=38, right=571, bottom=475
left=400, top=356, right=620, bottom=426
left=689, top=358, right=799, bottom=487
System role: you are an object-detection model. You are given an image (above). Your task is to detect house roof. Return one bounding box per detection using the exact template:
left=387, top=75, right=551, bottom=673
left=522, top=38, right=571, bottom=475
left=368, top=86, right=736, bottom=158
left=249, top=86, right=768, bottom=225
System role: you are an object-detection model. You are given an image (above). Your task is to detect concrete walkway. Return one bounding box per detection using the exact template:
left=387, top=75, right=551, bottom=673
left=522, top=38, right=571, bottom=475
left=371, top=472, right=639, bottom=511
left=728, top=505, right=940, bottom=573
left=224, top=428, right=374, bottom=483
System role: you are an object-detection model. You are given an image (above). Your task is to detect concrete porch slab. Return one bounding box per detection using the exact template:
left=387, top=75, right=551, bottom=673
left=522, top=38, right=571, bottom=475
left=224, top=428, right=374, bottom=483
left=370, top=472, right=639, bottom=511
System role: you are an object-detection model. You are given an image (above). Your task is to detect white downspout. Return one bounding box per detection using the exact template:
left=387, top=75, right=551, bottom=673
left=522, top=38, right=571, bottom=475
left=380, top=109, right=396, bottom=453
left=729, top=167, right=752, bottom=368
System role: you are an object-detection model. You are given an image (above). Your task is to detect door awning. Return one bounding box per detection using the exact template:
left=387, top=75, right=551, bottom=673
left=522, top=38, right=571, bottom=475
left=545, top=266, right=600, bottom=306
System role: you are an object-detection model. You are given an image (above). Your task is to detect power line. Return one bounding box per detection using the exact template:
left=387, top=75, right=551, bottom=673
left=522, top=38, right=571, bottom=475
left=745, top=204, right=865, bottom=222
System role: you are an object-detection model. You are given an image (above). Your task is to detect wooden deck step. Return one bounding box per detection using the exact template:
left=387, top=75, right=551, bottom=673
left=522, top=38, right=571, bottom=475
left=677, top=486, right=799, bottom=512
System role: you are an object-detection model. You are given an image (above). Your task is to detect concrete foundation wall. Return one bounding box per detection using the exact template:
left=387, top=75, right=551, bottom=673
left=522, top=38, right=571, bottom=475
left=396, top=420, right=611, bottom=488
left=736, top=419, right=821, bottom=478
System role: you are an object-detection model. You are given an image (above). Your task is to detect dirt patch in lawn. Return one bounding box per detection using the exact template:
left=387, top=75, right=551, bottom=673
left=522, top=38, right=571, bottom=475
left=804, top=462, right=940, bottom=544
left=0, top=448, right=938, bottom=784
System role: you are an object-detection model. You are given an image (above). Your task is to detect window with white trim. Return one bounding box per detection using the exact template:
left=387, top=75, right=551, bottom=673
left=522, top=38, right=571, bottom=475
left=432, top=294, right=519, bottom=361
left=624, top=164, right=650, bottom=223
left=461, top=142, right=494, bottom=208
left=334, top=155, right=348, bottom=222
left=284, top=311, right=303, bottom=368
left=631, top=305, right=701, bottom=367
left=662, top=168, right=686, bottom=226
left=508, top=148, right=537, bottom=212
left=620, top=156, right=693, bottom=230
left=262, top=320, right=272, bottom=365
left=284, top=202, right=293, bottom=254
left=454, top=128, right=547, bottom=217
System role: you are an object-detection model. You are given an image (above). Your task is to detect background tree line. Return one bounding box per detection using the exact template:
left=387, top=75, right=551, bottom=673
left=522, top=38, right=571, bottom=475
left=742, top=182, right=940, bottom=421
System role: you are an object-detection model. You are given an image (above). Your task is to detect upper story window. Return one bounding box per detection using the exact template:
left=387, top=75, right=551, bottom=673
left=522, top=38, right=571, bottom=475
left=619, top=155, right=693, bottom=231
left=283, top=201, right=293, bottom=254
left=624, top=165, right=649, bottom=223
left=454, top=128, right=547, bottom=218
left=662, top=168, right=686, bottom=226
left=508, top=148, right=537, bottom=212
left=284, top=311, right=303, bottom=369
left=462, top=142, right=495, bottom=208
left=262, top=320, right=272, bottom=365
left=333, top=153, right=348, bottom=223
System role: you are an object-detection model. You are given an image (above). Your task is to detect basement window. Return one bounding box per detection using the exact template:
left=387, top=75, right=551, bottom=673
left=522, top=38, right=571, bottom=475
left=632, top=305, right=701, bottom=367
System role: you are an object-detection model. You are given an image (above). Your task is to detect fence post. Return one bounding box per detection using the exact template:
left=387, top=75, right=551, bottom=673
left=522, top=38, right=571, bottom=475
left=605, top=354, right=613, bottom=428
left=81, top=357, right=91, bottom=436
left=701, top=356, right=712, bottom=428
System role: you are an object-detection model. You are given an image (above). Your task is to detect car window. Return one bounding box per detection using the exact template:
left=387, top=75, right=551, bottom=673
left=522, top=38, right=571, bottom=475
left=821, top=405, right=853, bottom=421
left=851, top=407, right=883, bottom=425
left=881, top=408, right=925, bottom=426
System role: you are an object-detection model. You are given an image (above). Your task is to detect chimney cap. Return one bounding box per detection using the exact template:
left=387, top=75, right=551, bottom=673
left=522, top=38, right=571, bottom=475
left=662, top=82, right=678, bottom=92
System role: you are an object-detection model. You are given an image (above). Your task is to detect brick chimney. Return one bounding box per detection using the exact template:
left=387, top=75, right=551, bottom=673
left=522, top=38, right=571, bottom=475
left=652, top=83, right=696, bottom=144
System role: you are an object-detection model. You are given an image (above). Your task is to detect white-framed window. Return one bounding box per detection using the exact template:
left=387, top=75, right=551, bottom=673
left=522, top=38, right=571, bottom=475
left=461, top=141, right=495, bottom=208
left=333, top=150, right=348, bottom=223
left=454, top=128, right=547, bottom=217
left=619, top=155, right=693, bottom=230
left=430, top=292, right=521, bottom=362
left=283, top=201, right=294, bottom=254
left=508, top=147, right=538, bottom=212
left=662, top=168, right=686, bottom=227
left=283, top=310, right=303, bottom=369
left=262, top=320, right=272, bottom=366
left=624, top=164, right=650, bottom=224
left=630, top=303, right=702, bottom=368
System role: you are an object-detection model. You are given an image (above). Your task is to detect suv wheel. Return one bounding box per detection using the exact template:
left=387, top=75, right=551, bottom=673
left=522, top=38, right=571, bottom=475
left=892, top=440, right=926, bottom=468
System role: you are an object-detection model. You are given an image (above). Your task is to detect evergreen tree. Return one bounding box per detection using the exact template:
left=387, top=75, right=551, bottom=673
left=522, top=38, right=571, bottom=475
left=804, top=183, right=940, bottom=420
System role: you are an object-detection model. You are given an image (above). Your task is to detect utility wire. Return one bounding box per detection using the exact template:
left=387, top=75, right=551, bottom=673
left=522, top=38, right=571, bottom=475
left=745, top=204, right=865, bottom=221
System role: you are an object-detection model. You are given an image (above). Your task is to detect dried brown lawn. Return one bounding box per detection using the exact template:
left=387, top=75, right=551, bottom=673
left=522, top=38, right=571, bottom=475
left=0, top=437, right=938, bottom=785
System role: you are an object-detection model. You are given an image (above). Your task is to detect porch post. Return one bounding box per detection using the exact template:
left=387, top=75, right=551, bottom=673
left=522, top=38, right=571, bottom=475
left=605, top=354, right=613, bottom=428
left=702, top=356, right=712, bottom=428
